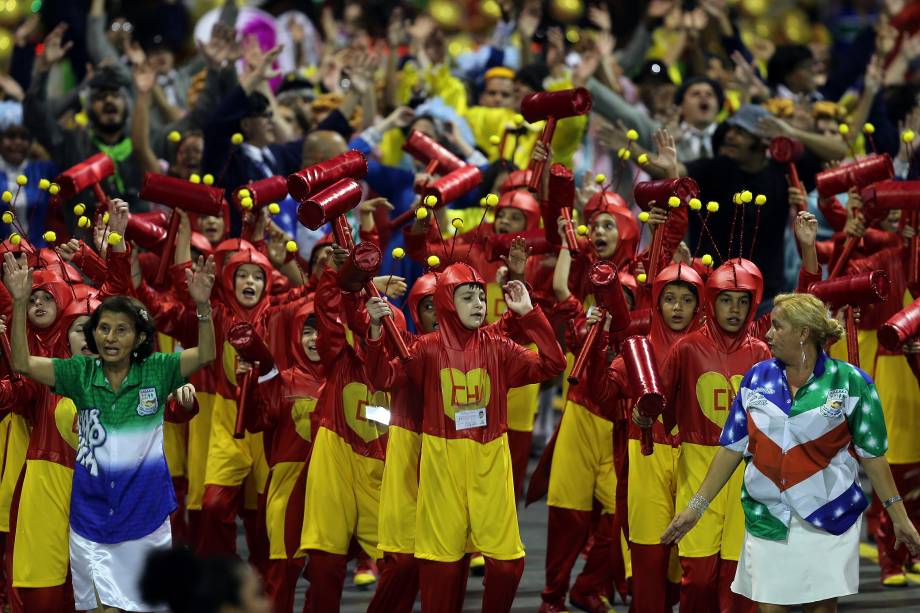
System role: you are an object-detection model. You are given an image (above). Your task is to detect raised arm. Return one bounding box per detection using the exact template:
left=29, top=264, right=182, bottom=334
left=2, top=253, right=54, bottom=386
left=502, top=280, right=567, bottom=386
left=178, top=255, right=217, bottom=378
left=131, top=62, right=162, bottom=175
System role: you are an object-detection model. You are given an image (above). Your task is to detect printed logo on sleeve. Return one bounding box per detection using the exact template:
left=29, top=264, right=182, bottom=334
left=819, top=389, right=847, bottom=419
left=137, top=388, right=159, bottom=416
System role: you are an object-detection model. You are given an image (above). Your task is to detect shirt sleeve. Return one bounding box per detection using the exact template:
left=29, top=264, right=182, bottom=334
left=847, top=374, right=888, bottom=459
left=152, top=352, right=186, bottom=397
left=52, top=356, right=89, bottom=401
left=720, top=370, right=753, bottom=453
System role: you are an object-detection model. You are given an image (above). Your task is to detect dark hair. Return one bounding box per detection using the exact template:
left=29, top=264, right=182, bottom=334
left=766, top=45, right=813, bottom=89
left=84, top=296, right=156, bottom=362
left=480, top=159, right=518, bottom=199
left=304, top=314, right=317, bottom=330
left=661, top=279, right=698, bottom=299
left=140, top=547, right=245, bottom=613
left=674, top=76, right=725, bottom=112
left=515, top=62, right=549, bottom=93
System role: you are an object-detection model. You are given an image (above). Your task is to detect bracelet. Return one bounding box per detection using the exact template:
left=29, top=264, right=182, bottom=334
left=883, top=495, right=903, bottom=509
left=196, top=306, right=212, bottom=321
left=687, top=493, right=710, bottom=517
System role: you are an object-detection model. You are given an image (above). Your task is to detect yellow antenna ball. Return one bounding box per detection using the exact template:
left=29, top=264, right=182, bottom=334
left=740, top=190, right=753, bottom=203
left=168, top=131, right=182, bottom=143
left=391, top=247, right=406, bottom=259
left=38, top=179, right=50, bottom=190
left=189, top=174, right=201, bottom=184
left=637, top=153, right=649, bottom=165
left=863, top=122, right=875, bottom=134
left=626, top=129, right=639, bottom=141
left=706, top=201, right=719, bottom=213
left=1, top=212, right=12, bottom=224
left=9, top=233, right=20, bottom=245
left=1, top=191, right=11, bottom=203
left=102, top=212, right=110, bottom=225
left=577, top=224, right=588, bottom=236
left=479, top=197, right=487, bottom=207
left=267, top=203, right=281, bottom=215
left=107, top=232, right=122, bottom=246
left=512, top=113, right=524, bottom=126
left=238, top=188, right=251, bottom=199
left=78, top=216, right=91, bottom=228
left=74, top=112, right=88, bottom=127
left=416, top=207, right=429, bottom=221
left=755, top=194, right=767, bottom=206
left=903, top=130, right=916, bottom=144
left=689, top=197, right=702, bottom=210
left=43, top=231, right=56, bottom=243
left=838, top=124, right=850, bottom=136
left=231, top=133, right=244, bottom=145
left=48, top=183, right=60, bottom=195
left=617, top=147, right=631, bottom=160
left=240, top=197, right=254, bottom=210
left=73, top=203, right=86, bottom=216
left=427, top=255, right=441, bottom=268
left=638, top=211, right=650, bottom=223
left=424, top=195, right=438, bottom=207
left=667, top=196, right=681, bottom=208
left=594, top=174, right=607, bottom=185
left=16, top=175, right=27, bottom=186
left=451, top=218, right=463, bottom=229
left=636, top=273, right=648, bottom=284
left=485, top=193, right=499, bottom=207
left=489, top=135, right=501, bottom=145
left=203, top=174, right=215, bottom=186
left=285, top=240, right=298, bottom=253
left=701, top=254, right=713, bottom=267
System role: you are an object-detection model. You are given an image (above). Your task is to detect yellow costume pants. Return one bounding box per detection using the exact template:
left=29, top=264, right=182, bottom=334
left=628, top=439, right=678, bottom=545
left=547, top=400, right=616, bottom=513
left=12, top=460, right=72, bottom=586
left=378, top=426, right=421, bottom=554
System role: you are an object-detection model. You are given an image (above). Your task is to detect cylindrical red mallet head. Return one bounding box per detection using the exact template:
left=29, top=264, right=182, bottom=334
left=769, top=137, right=805, bottom=163
left=337, top=241, right=382, bottom=292
left=125, top=215, right=167, bottom=250
left=402, top=130, right=465, bottom=174
left=297, top=178, right=363, bottom=230
left=879, top=297, right=920, bottom=351
left=234, top=176, right=288, bottom=212
left=815, top=154, right=893, bottom=198
left=621, top=335, right=665, bottom=455
left=543, top=164, right=576, bottom=245
left=425, top=165, right=482, bottom=205
left=860, top=180, right=920, bottom=222
left=485, top=229, right=557, bottom=262
left=634, top=178, right=700, bottom=210
left=53, top=152, right=115, bottom=200
left=590, top=261, right=631, bottom=332
left=520, top=88, right=593, bottom=123
left=227, top=323, right=276, bottom=375
left=808, top=270, right=890, bottom=310
left=287, top=150, right=368, bottom=203
left=139, top=173, right=224, bottom=216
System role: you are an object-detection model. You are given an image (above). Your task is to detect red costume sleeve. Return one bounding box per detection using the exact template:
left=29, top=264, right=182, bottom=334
left=72, top=241, right=108, bottom=285
left=501, top=306, right=566, bottom=388
left=314, top=267, right=349, bottom=370
left=602, top=357, right=630, bottom=420
left=658, top=342, right=683, bottom=433
left=818, top=196, right=847, bottom=232
left=748, top=313, right=772, bottom=344
left=99, top=250, right=134, bottom=298
left=243, top=372, right=284, bottom=433
left=133, top=281, right=199, bottom=349
left=797, top=267, right=822, bottom=293
left=0, top=377, right=40, bottom=417
left=846, top=245, right=904, bottom=274
left=363, top=333, right=420, bottom=391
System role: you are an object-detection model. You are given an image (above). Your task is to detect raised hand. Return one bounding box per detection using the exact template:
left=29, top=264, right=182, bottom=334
left=373, top=275, right=407, bottom=299
left=788, top=186, right=808, bottom=213
left=170, top=383, right=197, bottom=410
left=503, top=279, right=534, bottom=316
left=107, top=198, right=130, bottom=237
left=330, top=246, right=350, bottom=270
left=37, top=23, right=73, bottom=71
left=56, top=239, right=80, bottom=263
left=133, top=60, right=156, bottom=94
left=360, top=197, right=396, bottom=216
left=794, top=211, right=818, bottom=247
left=185, top=255, right=216, bottom=307
left=2, top=253, right=31, bottom=302
left=502, top=236, right=529, bottom=277
left=366, top=296, right=393, bottom=325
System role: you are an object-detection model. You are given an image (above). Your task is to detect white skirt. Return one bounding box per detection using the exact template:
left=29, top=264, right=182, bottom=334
left=731, top=513, right=860, bottom=605
left=70, top=518, right=172, bottom=612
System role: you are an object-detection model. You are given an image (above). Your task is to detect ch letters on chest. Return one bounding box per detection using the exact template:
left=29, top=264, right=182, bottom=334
left=696, top=372, right=745, bottom=428
left=342, top=382, right=388, bottom=442
left=439, top=368, right=492, bottom=425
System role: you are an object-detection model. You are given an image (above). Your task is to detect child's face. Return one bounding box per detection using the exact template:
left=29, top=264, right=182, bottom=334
left=68, top=315, right=92, bottom=356
left=453, top=283, right=486, bottom=329
left=300, top=324, right=320, bottom=362
left=28, top=290, right=58, bottom=329
left=714, top=290, right=751, bottom=333
left=234, top=264, right=266, bottom=308
left=198, top=214, right=225, bottom=244
left=589, top=212, right=619, bottom=259
left=493, top=208, right=527, bottom=234
left=417, top=295, right=438, bottom=333
left=658, top=283, right=697, bottom=332
left=880, top=209, right=901, bottom=233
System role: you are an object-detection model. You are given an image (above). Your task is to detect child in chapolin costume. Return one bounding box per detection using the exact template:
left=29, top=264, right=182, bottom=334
left=365, top=264, right=566, bottom=612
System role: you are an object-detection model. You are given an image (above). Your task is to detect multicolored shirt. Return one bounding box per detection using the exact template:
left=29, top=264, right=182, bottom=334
left=52, top=352, right=186, bottom=543
left=720, top=351, right=887, bottom=541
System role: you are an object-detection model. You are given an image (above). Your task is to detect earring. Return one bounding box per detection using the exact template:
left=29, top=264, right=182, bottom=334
left=800, top=340, right=806, bottom=368
left=132, top=351, right=138, bottom=358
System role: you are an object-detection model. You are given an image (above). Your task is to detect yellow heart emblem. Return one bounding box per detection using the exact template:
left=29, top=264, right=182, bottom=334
left=695, top=372, right=744, bottom=428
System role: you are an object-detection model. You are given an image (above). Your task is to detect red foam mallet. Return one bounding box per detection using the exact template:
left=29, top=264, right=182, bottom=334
left=879, top=297, right=920, bottom=352
left=809, top=270, right=890, bottom=366
left=388, top=165, right=483, bottom=230
left=52, top=152, right=115, bottom=207
left=520, top=88, right=593, bottom=192
left=125, top=214, right=168, bottom=250
left=815, top=154, right=893, bottom=199
left=542, top=163, right=579, bottom=252
left=634, top=178, right=699, bottom=283
left=139, top=173, right=224, bottom=285
left=337, top=241, right=410, bottom=360
left=287, top=150, right=368, bottom=203
left=569, top=261, right=631, bottom=385
left=233, top=175, right=288, bottom=212
left=227, top=322, right=276, bottom=439
left=403, top=130, right=465, bottom=188
left=770, top=137, right=806, bottom=209
left=297, top=178, right=363, bottom=249
left=621, top=335, right=665, bottom=456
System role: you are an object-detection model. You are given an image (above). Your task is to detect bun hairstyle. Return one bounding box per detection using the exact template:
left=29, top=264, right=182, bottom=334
left=140, top=547, right=245, bottom=613
left=773, top=293, right=845, bottom=347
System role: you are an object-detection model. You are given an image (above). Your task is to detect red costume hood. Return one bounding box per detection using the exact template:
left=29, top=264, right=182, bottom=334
left=434, top=262, right=486, bottom=349
left=220, top=249, right=274, bottom=324
left=650, top=262, right=705, bottom=351
left=56, top=290, right=101, bottom=356
left=30, top=269, right=76, bottom=351
left=407, top=272, right=439, bottom=331
left=584, top=192, right=638, bottom=267
left=496, top=189, right=541, bottom=231
left=704, top=258, right=764, bottom=353
left=287, top=299, right=325, bottom=378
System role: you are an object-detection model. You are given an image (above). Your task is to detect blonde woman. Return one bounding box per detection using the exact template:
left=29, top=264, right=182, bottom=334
left=661, top=293, right=920, bottom=612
